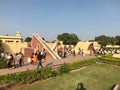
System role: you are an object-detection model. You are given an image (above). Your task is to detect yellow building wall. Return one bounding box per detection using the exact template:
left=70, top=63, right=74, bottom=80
left=46, top=43, right=54, bottom=49
left=75, top=41, right=100, bottom=54
left=46, top=41, right=101, bottom=55
left=2, top=42, right=28, bottom=54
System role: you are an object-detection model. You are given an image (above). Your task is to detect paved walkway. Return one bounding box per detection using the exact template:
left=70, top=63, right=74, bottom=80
left=0, top=54, right=95, bottom=75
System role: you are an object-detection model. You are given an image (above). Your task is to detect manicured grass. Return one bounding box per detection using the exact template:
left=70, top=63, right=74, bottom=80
left=19, top=64, right=120, bottom=90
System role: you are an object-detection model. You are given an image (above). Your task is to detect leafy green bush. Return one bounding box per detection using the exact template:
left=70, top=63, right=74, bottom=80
left=56, top=58, right=96, bottom=75
left=100, top=58, right=120, bottom=66
left=1, top=56, right=120, bottom=89
left=101, top=54, right=113, bottom=58
left=0, top=58, right=97, bottom=86
left=0, top=67, right=52, bottom=85
left=67, top=58, right=96, bottom=71
left=57, top=63, right=70, bottom=75
left=97, top=54, right=120, bottom=65
left=0, top=58, right=7, bottom=69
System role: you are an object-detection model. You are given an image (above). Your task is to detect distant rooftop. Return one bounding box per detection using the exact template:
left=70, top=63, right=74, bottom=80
left=0, top=31, right=22, bottom=43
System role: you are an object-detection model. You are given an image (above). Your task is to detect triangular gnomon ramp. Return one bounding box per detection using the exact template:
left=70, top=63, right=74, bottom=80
left=33, top=34, right=61, bottom=60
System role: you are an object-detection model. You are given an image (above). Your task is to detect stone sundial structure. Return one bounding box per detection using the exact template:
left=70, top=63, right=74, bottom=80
left=31, top=34, right=61, bottom=60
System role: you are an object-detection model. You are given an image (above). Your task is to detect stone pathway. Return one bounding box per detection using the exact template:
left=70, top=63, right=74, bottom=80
left=0, top=54, right=95, bottom=75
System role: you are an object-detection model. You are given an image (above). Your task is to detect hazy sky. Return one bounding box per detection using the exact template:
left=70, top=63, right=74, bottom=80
left=0, top=0, right=120, bottom=41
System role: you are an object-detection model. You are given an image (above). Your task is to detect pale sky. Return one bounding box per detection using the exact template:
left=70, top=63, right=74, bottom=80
left=0, top=0, right=120, bottom=41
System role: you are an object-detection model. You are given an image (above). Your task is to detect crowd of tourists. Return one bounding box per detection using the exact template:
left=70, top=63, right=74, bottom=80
left=0, top=51, right=24, bottom=69
left=98, top=48, right=120, bottom=55
left=0, top=47, right=120, bottom=69
left=0, top=48, right=46, bottom=69
left=88, top=48, right=120, bottom=56
left=78, top=47, right=120, bottom=56
left=30, top=49, right=46, bottom=68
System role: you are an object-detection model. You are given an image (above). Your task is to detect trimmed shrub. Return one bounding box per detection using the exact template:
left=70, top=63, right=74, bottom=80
left=68, top=58, right=96, bottom=71
left=0, top=57, right=101, bottom=88
left=0, top=67, right=52, bottom=85
left=56, top=58, right=96, bottom=75
left=57, top=63, right=70, bottom=75
left=0, top=58, right=7, bottom=69
left=97, top=54, right=120, bottom=65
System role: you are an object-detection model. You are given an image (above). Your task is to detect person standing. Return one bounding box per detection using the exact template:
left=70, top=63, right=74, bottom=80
left=14, top=53, right=19, bottom=68
left=72, top=49, right=76, bottom=56
left=33, top=53, right=37, bottom=65
left=6, top=53, right=12, bottom=69
left=41, top=48, right=46, bottom=60
left=18, top=52, right=24, bottom=66
left=37, top=52, right=43, bottom=68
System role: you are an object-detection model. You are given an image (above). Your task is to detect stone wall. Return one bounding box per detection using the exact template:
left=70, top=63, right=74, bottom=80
left=46, top=43, right=54, bottom=49
left=2, top=42, right=28, bottom=54
left=75, top=41, right=100, bottom=54
left=31, top=35, right=54, bottom=60
left=23, top=47, right=34, bottom=61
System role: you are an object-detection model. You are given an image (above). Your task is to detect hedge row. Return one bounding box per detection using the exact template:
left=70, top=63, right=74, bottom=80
left=68, top=58, right=96, bottom=71
left=98, top=54, right=120, bottom=66
left=55, top=58, right=96, bottom=75
left=0, top=67, right=52, bottom=86
left=1, top=55, right=119, bottom=89
left=0, top=58, right=7, bottom=69
left=0, top=57, right=97, bottom=87
left=0, top=55, right=120, bottom=90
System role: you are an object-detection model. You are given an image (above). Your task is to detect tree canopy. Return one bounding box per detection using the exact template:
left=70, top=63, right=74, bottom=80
left=115, top=36, right=120, bottom=45
left=24, top=37, right=32, bottom=42
left=95, top=35, right=120, bottom=46
left=57, top=33, right=80, bottom=45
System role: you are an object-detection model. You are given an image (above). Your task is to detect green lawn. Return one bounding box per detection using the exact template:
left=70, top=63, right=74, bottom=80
left=20, top=64, right=120, bottom=90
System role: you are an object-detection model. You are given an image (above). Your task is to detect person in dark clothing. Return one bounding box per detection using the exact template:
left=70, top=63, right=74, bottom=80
left=43, top=52, right=46, bottom=60
left=10, top=54, right=15, bottom=68
left=37, top=52, right=43, bottom=68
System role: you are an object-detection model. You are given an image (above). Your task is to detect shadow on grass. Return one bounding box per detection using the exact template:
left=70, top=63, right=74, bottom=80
left=76, top=82, right=86, bottom=90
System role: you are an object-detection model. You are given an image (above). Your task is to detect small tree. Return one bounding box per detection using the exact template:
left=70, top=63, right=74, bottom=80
left=57, top=33, right=80, bottom=45
left=95, top=35, right=108, bottom=46
left=115, top=36, right=120, bottom=45
left=24, top=37, right=32, bottom=42
left=95, top=35, right=120, bottom=46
